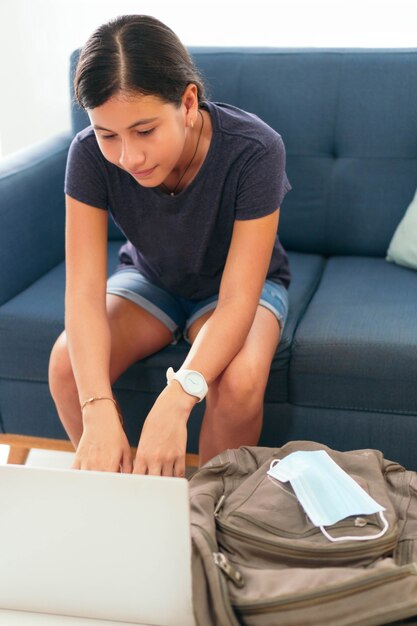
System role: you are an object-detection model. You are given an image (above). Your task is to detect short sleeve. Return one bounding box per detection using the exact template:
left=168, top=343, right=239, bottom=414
left=64, top=133, right=108, bottom=210
left=235, top=134, right=292, bottom=220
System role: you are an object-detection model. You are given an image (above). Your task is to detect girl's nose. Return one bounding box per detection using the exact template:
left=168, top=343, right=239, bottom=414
left=119, top=140, right=146, bottom=172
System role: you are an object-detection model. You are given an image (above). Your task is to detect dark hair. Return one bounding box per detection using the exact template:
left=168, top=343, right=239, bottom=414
left=74, top=15, right=206, bottom=110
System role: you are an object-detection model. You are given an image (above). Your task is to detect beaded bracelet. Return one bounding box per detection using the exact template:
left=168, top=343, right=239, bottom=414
left=80, top=396, right=124, bottom=426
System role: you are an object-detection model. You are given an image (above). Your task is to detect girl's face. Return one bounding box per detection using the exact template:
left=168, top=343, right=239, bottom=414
left=88, top=87, right=198, bottom=188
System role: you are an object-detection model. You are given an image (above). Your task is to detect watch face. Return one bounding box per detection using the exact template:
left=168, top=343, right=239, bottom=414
left=184, top=372, right=205, bottom=395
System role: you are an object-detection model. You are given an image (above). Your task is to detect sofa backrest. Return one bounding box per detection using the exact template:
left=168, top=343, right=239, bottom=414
left=70, top=48, right=417, bottom=256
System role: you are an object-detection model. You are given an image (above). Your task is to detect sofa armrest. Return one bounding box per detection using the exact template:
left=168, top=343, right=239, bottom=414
left=0, top=132, right=72, bottom=305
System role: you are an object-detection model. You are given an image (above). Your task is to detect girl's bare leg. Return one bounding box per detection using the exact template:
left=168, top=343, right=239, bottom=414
left=187, top=306, right=281, bottom=466
left=48, top=294, right=174, bottom=448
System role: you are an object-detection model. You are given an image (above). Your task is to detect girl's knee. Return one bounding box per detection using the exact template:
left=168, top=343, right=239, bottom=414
left=211, top=361, right=265, bottom=414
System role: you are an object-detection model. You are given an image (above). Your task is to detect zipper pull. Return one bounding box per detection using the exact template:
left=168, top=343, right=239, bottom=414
left=214, top=494, right=226, bottom=518
left=213, top=552, right=245, bottom=588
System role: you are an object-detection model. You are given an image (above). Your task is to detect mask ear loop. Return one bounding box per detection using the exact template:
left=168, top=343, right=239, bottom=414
left=319, top=511, right=389, bottom=543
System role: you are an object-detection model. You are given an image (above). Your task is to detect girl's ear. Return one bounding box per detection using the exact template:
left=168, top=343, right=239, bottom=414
left=182, top=84, right=199, bottom=127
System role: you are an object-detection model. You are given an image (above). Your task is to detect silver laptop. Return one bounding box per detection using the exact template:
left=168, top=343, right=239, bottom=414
left=0, top=464, right=196, bottom=626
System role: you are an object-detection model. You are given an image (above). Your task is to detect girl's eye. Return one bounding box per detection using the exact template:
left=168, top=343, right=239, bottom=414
left=100, top=128, right=154, bottom=140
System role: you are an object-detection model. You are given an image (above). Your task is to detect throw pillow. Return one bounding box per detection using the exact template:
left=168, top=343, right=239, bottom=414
left=386, top=188, right=417, bottom=270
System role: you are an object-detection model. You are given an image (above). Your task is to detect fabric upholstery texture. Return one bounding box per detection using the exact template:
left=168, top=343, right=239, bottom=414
left=290, top=256, right=417, bottom=414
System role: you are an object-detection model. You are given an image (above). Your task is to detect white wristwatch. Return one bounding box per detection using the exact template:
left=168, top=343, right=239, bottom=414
left=166, top=367, right=208, bottom=402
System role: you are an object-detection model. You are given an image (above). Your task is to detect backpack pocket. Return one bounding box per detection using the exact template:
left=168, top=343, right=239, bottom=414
left=223, top=557, right=417, bottom=626
left=215, top=460, right=398, bottom=566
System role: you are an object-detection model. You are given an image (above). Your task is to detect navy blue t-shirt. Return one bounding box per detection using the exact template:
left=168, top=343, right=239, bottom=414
left=64, top=100, right=292, bottom=300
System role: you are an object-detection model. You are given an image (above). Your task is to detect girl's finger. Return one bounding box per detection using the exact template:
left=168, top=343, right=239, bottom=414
left=173, top=456, right=186, bottom=479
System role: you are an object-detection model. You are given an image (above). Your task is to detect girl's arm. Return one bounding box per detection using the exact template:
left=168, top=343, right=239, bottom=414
left=133, top=208, right=280, bottom=476
left=65, top=195, right=132, bottom=472
left=181, top=208, right=280, bottom=381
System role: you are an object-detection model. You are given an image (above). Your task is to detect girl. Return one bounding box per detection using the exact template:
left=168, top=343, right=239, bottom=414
left=48, top=14, right=292, bottom=477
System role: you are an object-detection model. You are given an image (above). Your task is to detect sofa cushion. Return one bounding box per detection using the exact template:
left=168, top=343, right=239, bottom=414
left=0, top=242, right=122, bottom=383
left=0, top=263, right=66, bottom=383
left=0, top=242, right=324, bottom=405
left=194, top=49, right=417, bottom=259
left=290, top=256, right=417, bottom=414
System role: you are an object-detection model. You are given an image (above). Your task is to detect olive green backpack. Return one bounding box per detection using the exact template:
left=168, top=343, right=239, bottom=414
left=189, top=441, right=417, bottom=626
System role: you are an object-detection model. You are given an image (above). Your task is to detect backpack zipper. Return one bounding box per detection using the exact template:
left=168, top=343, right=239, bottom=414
left=232, top=510, right=381, bottom=538
left=233, top=563, right=417, bottom=616
left=214, top=494, right=226, bottom=517
left=213, top=552, right=245, bottom=588
left=193, top=524, right=242, bottom=626
left=216, top=516, right=398, bottom=562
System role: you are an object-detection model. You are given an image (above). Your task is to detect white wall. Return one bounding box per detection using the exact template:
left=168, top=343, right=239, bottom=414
left=1, top=0, right=416, bottom=157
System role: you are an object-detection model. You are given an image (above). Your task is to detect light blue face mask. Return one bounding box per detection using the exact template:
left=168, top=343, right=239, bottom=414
left=267, top=450, right=388, bottom=543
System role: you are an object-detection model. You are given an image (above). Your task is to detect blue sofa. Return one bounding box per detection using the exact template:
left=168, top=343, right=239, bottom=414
left=1, top=48, right=417, bottom=468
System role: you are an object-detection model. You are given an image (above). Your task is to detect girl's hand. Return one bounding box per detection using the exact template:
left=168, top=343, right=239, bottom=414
left=72, top=405, right=133, bottom=473
left=133, top=383, right=197, bottom=477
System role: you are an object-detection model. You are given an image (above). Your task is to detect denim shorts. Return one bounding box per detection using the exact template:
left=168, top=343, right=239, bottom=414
left=106, top=268, right=289, bottom=345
